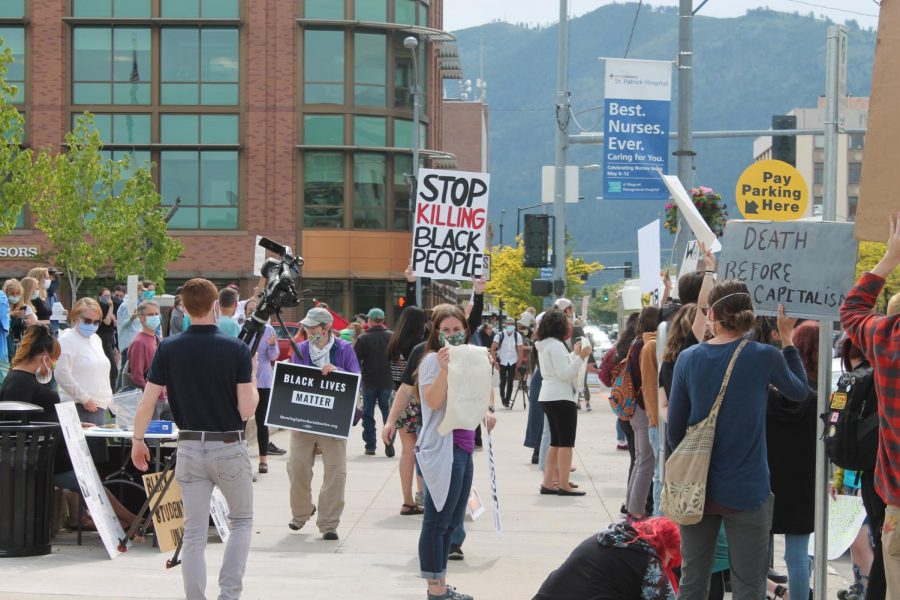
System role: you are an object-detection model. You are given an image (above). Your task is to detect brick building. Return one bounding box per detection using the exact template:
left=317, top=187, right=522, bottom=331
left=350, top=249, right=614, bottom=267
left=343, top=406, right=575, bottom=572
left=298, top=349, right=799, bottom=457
left=0, top=0, right=453, bottom=322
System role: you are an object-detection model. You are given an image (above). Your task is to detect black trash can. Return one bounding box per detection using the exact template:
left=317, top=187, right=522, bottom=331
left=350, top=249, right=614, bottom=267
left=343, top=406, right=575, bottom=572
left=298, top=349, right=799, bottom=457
left=0, top=401, right=61, bottom=557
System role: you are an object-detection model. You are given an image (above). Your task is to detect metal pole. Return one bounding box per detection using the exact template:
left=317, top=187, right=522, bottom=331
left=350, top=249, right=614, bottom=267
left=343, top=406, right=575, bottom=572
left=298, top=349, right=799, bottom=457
left=813, top=25, right=846, bottom=600
left=407, top=38, right=423, bottom=307
left=671, top=0, right=693, bottom=269
left=553, top=0, right=569, bottom=298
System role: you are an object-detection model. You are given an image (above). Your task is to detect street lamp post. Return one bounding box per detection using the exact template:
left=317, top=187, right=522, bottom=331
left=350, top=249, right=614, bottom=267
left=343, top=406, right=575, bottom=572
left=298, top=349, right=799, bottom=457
left=404, top=36, right=422, bottom=306
left=499, top=209, right=506, bottom=246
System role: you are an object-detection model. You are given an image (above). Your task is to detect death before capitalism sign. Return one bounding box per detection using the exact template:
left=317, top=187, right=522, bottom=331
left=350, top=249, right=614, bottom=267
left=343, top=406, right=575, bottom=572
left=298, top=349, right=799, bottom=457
left=412, top=168, right=490, bottom=281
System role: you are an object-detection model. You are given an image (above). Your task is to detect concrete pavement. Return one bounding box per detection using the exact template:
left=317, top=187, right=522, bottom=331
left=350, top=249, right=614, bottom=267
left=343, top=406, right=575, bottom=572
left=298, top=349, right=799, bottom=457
left=0, top=383, right=857, bottom=599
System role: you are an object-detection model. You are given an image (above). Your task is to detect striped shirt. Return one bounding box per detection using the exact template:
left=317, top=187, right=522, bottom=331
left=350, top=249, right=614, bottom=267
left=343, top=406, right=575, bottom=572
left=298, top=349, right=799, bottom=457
left=840, top=272, right=900, bottom=506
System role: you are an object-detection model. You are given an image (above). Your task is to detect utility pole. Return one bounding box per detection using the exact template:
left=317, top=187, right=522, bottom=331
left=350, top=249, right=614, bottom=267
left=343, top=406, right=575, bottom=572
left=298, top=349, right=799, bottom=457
left=405, top=36, right=423, bottom=307
left=813, top=24, right=847, bottom=600
left=671, top=0, right=694, bottom=267
left=553, top=0, right=570, bottom=299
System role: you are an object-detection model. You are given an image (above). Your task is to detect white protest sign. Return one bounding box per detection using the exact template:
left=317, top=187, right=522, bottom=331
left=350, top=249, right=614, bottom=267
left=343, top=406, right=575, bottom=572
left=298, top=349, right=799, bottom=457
left=678, top=240, right=701, bottom=281
left=55, top=403, right=127, bottom=559
left=412, top=169, right=490, bottom=281
left=209, top=487, right=230, bottom=543
left=126, top=275, right=139, bottom=315
left=638, top=219, right=661, bottom=293
left=580, top=296, right=590, bottom=322
left=253, top=235, right=266, bottom=278
left=486, top=427, right=503, bottom=538
left=660, top=174, right=722, bottom=252
left=808, top=494, right=867, bottom=560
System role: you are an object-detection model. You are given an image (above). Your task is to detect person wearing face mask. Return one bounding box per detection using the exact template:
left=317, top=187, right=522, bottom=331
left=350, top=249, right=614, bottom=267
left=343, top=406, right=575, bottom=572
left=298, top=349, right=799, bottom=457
left=491, top=317, right=525, bottom=408
left=0, top=284, right=8, bottom=365
left=97, top=288, right=119, bottom=390
left=286, top=306, right=361, bottom=541
left=26, top=267, right=53, bottom=321
left=169, top=294, right=186, bottom=337
left=2, top=279, right=24, bottom=360
left=55, top=298, right=113, bottom=431
left=116, top=282, right=147, bottom=380
left=125, top=301, right=168, bottom=412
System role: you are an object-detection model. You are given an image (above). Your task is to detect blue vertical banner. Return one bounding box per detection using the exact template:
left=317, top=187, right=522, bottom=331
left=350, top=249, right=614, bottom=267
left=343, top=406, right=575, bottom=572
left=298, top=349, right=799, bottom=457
left=602, top=58, right=672, bottom=200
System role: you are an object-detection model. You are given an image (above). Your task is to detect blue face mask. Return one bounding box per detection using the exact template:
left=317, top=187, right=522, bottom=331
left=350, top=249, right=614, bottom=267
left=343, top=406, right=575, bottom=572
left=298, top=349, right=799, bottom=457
left=77, top=322, right=99, bottom=338
left=142, top=290, right=156, bottom=301
left=145, top=315, right=161, bottom=330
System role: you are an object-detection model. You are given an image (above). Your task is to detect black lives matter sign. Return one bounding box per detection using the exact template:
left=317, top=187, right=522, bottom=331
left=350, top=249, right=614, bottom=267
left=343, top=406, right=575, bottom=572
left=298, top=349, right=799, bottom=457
left=412, top=168, right=490, bottom=281
left=266, top=362, right=361, bottom=440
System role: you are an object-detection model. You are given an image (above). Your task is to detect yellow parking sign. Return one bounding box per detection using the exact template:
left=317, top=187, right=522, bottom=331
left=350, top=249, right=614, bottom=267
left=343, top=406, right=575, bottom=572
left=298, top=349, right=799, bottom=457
left=735, top=159, right=809, bottom=221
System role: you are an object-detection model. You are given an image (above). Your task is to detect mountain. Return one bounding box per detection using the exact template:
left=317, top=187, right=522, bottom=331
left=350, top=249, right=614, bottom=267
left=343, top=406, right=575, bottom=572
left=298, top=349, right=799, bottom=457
left=449, top=5, right=876, bottom=287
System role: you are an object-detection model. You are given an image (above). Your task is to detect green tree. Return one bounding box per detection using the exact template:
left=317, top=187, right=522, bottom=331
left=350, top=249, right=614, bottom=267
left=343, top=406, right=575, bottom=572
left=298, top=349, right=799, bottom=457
left=486, top=238, right=602, bottom=317
left=30, top=113, right=182, bottom=304
left=588, top=283, right=623, bottom=324
left=856, top=241, right=900, bottom=312
left=0, top=39, right=34, bottom=236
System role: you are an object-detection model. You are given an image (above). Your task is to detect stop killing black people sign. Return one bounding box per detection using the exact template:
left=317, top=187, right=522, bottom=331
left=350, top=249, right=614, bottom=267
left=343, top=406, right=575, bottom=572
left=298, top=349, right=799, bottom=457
left=266, top=362, right=361, bottom=440
left=716, top=220, right=859, bottom=321
left=412, top=168, right=490, bottom=281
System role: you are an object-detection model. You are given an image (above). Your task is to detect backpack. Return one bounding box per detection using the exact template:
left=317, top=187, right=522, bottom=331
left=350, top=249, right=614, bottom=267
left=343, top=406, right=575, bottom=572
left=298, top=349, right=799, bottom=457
left=608, top=355, right=637, bottom=421
left=821, top=362, right=878, bottom=472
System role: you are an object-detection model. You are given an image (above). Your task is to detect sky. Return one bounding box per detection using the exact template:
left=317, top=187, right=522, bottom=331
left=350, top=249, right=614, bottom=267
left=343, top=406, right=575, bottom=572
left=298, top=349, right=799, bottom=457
left=443, top=0, right=880, bottom=32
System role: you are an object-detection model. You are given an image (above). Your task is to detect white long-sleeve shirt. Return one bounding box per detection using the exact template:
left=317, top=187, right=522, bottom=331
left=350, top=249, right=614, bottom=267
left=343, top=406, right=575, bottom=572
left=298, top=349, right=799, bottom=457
left=56, top=328, right=113, bottom=409
left=535, top=337, right=585, bottom=403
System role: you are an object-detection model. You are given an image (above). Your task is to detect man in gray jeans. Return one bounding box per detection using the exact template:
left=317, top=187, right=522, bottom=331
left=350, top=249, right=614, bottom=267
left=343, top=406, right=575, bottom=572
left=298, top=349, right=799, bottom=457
left=132, top=278, right=259, bottom=600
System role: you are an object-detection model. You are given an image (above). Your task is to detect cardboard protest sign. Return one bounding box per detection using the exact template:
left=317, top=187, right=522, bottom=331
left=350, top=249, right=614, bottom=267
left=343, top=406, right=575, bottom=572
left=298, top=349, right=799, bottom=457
left=55, top=403, right=127, bottom=559
left=266, top=361, right=361, bottom=439
left=660, top=174, right=722, bottom=252
left=638, top=219, right=661, bottom=293
left=142, top=472, right=184, bottom=553
left=808, top=495, right=867, bottom=560
left=412, top=169, right=490, bottom=281
left=856, top=0, right=898, bottom=242
left=209, top=488, right=230, bottom=543
left=678, top=240, right=700, bottom=282
left=717, top=220, right=858, bottom=321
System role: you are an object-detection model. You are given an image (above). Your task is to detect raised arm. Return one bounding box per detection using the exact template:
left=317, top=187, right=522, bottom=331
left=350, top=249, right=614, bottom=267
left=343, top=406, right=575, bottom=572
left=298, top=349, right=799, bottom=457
left=693, top=241, right=716, bottom=342
left=467, top=277, right=486, bottom=333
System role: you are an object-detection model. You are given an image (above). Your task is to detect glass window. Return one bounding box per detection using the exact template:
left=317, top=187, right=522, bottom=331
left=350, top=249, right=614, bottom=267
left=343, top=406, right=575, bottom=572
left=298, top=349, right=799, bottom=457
left=394, top=118, right=413, bottom=148
left=160, top=149, right=239, bottom=229
left=74, top=0, right=151, bottom=17
left=813, top=135, right=824, bottom=149
left=393, top=35, right=413, bottom=109
left=14, top=208, right=25, bottom=228
left=352, top=280, right=387, bottom=317
left=200, top=114, right=238, bottom=144
left=393, top=154, right=412, bottom=230
left=160, top=27, right=239, bottom=105
left=102, top=149, right=152, bottom=194
left=305, top=0, right=344, bottom=19
left=73, top=27, right=151, bottom=105
left=0, top=27, right=25, bottom=103
left=161, top=0, right=239, bottom=18
left=848, top=162, right=862, bottom=185
left=304, top=152, right=345, bottom=228
left=303, top=279, right=345, bottom=315
left=160, top=114, right=238, bottom=144
left=356, top=0, right=387, bottom=21
left=848, top=133, right=865, bottom=150
left=353, top=153, right=386, bottom=229
left=304, top=115, right=344, bottom=145
left=813, top=163, right=823, bottom=186
left=395, top=0, right=416, bottom=24
left=354, top=116, right=385, bottom=146
left=304, top=29, right=344, bottom=104
left=848, top=196, right=858, bottom=221
left=77, top=113, right=151, bottom=145
left=0, top=0, right=24, bottom=18
left=418, top=2, right=428, bottom=27
left=354, top=32, right=386, bottom=107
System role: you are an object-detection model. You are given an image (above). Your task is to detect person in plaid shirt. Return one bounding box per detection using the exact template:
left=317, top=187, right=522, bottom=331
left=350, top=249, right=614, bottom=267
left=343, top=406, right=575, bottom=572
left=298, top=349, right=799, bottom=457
left=840, top=211, right=900, bottom=597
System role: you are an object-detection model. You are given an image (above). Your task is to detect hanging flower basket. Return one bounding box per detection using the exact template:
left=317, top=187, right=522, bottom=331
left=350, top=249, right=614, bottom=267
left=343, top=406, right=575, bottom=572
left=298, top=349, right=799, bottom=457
left=663, top=186, right=728, bottom=237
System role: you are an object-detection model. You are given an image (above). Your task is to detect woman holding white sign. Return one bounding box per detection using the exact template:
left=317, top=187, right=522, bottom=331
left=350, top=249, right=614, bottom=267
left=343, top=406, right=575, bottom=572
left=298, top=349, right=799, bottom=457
left=416, top=305, right=496, bottom=600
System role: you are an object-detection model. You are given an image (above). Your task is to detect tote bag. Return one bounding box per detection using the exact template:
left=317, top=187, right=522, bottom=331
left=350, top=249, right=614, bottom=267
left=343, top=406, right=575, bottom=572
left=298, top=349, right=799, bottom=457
left=660, top=340, right=747, bottom=526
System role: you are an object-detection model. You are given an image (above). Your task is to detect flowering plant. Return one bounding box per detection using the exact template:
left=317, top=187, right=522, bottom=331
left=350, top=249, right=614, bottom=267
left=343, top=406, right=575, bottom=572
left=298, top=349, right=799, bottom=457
left=663, top=186, right=728, bottom=237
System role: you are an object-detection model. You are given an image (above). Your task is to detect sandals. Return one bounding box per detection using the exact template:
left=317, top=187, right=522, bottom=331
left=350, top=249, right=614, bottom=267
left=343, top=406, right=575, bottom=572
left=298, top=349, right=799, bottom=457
left=400, top=503, right=424, bottom=515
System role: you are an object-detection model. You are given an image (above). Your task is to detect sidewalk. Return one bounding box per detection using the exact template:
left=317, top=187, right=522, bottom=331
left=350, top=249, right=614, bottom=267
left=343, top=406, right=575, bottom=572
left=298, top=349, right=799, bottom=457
left=1, top=385, right=856, bottom=599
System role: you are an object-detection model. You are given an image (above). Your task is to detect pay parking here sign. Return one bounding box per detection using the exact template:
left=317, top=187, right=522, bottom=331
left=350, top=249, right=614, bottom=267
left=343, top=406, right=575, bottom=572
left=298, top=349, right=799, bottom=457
left=735, top=159, right=809, bottom=220
left=602, top=58, right=672, bottom=200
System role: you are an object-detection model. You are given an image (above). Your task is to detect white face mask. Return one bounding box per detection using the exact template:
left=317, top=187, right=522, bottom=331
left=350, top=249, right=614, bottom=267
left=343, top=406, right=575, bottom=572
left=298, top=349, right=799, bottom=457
left=43, top=279, right=52, bottom=289
left=31, top=291, right=40, bottom=300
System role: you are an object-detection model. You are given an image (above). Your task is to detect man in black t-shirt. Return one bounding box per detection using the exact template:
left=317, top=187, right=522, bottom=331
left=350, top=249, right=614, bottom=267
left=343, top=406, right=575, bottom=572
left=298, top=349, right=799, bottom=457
left=131, top=278, right=257, bottom=600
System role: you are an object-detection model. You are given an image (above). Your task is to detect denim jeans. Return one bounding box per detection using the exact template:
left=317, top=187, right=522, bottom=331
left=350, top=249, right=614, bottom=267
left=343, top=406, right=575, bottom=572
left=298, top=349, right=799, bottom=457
left=625, top=406, right=654, bottom=516
left=524, top=368, right=543, bottom=449
left=419, top=446, right=473, bottom=579
left=784, top=533, right=812, bottom=599
left=648, top=425, right=661, bottom=516
left=176, top=439, right=254, bottom=600
left=616, top=419, right=626, bottom=443
left=362, top=388, right=392, bottom=451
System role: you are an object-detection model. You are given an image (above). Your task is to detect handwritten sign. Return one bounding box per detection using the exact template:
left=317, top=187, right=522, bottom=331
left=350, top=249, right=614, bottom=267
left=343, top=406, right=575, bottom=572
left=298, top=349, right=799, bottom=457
left=412, top=168, right=490, bottom=281
left=55, top=403, right=127, bottom=559
left=678, top=240, right=700, bottom=282
left=808, top=494, right=867, bottom=560
left=267, top=362, right=361, bottom=439
left=717, top=220, right=858, bottom=321
left=142, top=472, right=184, bottom=553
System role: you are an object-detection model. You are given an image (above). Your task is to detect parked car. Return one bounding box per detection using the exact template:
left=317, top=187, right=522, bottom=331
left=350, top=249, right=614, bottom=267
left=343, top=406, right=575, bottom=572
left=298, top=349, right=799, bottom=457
left=273, top=321, right=301, bottom=362
left=583, top=325, right=613, bottom=361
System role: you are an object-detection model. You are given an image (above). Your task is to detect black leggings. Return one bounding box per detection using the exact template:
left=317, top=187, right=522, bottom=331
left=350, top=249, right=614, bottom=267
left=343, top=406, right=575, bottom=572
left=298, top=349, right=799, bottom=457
left=250, top=387, right=270, bottom=456
left=541, top=400, right=577, bottom=447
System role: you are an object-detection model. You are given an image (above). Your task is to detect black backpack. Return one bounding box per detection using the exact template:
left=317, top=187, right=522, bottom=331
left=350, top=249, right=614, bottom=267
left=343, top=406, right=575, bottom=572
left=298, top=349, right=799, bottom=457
left=821, top=362, right=878, bottom=471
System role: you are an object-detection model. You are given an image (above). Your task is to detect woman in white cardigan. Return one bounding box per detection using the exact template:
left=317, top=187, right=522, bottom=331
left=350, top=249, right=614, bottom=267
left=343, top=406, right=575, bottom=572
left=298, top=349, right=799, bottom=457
left=56, top=298, right=113, bottom=427
left=534, top=309, right=592, bottom=496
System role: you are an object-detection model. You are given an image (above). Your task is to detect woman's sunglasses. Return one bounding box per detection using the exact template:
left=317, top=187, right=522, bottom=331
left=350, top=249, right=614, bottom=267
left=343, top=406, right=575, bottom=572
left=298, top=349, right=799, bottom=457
left=80, top=317, right=101, bottom=326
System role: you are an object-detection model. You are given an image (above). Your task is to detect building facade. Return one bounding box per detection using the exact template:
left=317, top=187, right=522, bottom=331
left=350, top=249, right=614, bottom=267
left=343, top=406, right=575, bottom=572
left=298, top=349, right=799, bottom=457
left=753, top=96, right=868, bottom=221
left=0, top=0, right=453, bottom=321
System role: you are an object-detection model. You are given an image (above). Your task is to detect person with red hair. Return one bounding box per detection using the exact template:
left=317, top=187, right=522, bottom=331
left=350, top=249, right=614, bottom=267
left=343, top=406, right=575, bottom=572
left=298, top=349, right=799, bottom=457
left=533, top=517, right=681, bottom=600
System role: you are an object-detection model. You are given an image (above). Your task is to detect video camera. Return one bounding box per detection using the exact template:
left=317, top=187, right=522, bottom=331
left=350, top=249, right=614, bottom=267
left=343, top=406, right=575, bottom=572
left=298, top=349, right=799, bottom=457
left=238, top=237, right=304, bottom=355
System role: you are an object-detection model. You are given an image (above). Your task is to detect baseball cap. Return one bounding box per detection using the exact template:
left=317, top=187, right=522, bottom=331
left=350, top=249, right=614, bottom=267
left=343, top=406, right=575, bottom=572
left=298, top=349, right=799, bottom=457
left=48, top=267, right=62, bottom=276
left=504, top=316, right=515, bottom=324
left=367, top=307, right=385, bottom=320
left=554, top=298, right=574, bottom=312
left=301, top=307, right=333, bottom=327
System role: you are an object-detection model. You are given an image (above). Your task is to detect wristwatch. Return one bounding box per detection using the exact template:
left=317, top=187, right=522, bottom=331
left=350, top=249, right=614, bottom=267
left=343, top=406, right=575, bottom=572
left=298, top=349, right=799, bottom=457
left=487, top=406, right=495, bottom=413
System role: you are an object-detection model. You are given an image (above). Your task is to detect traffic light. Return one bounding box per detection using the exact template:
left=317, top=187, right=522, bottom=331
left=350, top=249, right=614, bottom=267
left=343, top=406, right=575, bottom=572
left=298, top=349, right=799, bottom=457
left=772, top=115, right=797, bottom=166
left=397, top=296, right=406, bottom=308
left=591, top=288, right=597, bottom=299
left=624, top=261, right=633, bottom=279
left=603, top=291, right=609, bottom=302
left=523, top=214, right=550, bottom=267
left=531, top=279, right=552, bottom=296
